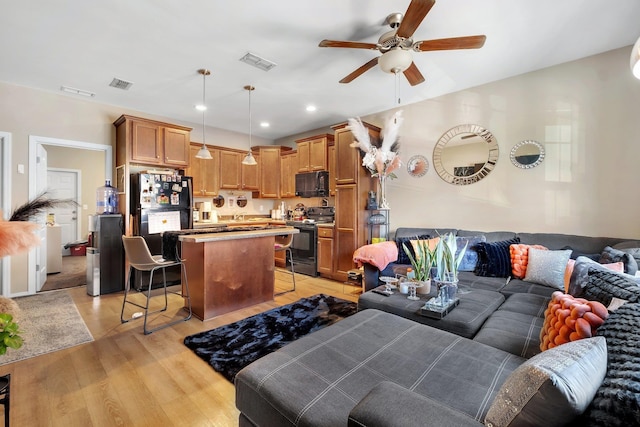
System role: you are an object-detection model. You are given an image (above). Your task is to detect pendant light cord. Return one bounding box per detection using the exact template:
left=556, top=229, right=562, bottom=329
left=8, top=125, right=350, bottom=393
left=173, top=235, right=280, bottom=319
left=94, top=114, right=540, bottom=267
left=202, top=71, right=206, bottom=146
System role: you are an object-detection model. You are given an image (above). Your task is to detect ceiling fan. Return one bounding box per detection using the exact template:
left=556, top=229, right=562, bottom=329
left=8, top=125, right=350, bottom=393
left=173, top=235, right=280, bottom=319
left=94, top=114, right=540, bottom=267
left=318, top=0, right=486, bottom=86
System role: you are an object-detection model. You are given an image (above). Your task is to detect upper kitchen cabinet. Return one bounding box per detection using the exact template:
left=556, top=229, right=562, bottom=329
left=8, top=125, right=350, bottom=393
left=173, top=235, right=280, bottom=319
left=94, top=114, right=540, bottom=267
left=333, top=122, right=380, bottom=185
left=280, top=150, right=297, bottom=198
left=328, top=142, right=336, bottom=196
left=186, top=143, right=219, bottom=197
left=219, top=148, right=260, bottom=191
left=257, top=146, right=292, bottom=198
left=114, top=115, right=191, bottom=168
left=296, top=134, right=333, bottom=172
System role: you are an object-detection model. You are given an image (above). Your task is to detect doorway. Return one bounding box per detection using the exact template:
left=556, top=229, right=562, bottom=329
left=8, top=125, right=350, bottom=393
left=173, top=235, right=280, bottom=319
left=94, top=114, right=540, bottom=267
left=0, top=132, right=11, bottom=297
left=27, top=135, right=112, bottom=296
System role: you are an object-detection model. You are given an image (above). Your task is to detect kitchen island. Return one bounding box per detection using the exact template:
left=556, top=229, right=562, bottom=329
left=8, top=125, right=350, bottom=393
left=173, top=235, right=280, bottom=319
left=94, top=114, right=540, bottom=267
left=177, top=225, right=298, bottom=321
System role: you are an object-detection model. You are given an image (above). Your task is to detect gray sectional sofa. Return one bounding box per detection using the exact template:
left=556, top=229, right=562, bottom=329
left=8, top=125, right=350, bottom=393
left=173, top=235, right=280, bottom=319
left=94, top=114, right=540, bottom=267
left=235, top=228, right=640, bottom=426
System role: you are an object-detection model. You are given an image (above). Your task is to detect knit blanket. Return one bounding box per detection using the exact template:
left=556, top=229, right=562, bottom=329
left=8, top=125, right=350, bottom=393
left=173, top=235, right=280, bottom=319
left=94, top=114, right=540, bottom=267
left=571, top=302, right=640, bottom=426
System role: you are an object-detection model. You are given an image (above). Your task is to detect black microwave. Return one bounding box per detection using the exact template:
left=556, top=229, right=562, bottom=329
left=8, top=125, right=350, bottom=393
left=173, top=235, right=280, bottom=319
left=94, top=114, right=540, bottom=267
left=295, top=171, right=329, bottom=198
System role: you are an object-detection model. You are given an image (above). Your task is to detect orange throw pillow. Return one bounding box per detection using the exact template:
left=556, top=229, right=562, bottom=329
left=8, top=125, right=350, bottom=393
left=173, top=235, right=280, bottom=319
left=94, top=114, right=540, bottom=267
left=540, top=291, right=609, bottom=351
left=510, top=244, right=547, bottom=279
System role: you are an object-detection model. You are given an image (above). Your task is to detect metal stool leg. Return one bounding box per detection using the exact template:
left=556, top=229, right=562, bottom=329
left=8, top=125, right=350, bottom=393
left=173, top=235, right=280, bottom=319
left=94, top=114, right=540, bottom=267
left=275, top=247, right=296, bottom=296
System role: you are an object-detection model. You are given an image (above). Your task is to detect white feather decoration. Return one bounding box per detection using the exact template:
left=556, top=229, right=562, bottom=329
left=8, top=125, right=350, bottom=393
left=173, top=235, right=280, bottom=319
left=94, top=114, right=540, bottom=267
left=346, top=117, right=372, bottom=152
left=380, top=110, right=403, bottom=154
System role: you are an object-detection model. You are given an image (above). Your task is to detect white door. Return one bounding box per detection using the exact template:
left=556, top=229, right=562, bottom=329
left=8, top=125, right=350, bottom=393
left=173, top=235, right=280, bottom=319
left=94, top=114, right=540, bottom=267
left=35, top=144, right=48, bottom=291
left=47, top=169, right=80, bottom=253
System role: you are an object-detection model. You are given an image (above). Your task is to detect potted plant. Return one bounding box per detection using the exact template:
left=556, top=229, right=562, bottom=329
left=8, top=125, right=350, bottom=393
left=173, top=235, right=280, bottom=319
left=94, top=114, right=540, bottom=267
left=433, top=233, right=468, bottom=304
left=0, top=314, right=22, bottom=355
left=402, top=238, right=436, bottom=293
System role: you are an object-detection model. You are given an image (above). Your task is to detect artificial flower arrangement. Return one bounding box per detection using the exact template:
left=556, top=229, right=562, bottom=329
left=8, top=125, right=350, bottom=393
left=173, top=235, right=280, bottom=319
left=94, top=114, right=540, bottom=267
left=347, top=110, right=403, bottom=180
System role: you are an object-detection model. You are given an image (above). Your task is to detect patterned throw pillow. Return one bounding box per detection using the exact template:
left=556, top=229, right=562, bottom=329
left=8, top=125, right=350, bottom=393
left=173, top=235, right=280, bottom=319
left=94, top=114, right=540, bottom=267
left=523, top=248, right=572, bottom=290
left=509, top=244, right=548, bottom=279
left=396, top=235, right=429, bottom=265
left=456, top=235, right=486, bottom=272
left=475, top=237, right=520, bottom=277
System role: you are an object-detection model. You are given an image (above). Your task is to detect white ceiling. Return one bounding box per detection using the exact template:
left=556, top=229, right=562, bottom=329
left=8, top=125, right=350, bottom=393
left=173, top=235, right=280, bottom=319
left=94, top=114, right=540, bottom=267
left=1, top=0, right=639, bottom=140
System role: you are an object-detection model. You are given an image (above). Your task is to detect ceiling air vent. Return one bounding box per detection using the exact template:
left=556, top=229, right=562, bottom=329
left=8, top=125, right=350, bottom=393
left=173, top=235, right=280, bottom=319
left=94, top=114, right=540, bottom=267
left=239, top=52, right=277, bottom=72
left=109, top=78, right=134, bottom=90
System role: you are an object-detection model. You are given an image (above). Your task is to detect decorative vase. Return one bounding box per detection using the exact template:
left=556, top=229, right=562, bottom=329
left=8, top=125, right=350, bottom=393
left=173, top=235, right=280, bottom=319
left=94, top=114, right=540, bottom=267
left=378, top=175, right=389, bottom=209
left=433, top=273, right=458, bottom=306
left=416, top=279, right=431, bottom=295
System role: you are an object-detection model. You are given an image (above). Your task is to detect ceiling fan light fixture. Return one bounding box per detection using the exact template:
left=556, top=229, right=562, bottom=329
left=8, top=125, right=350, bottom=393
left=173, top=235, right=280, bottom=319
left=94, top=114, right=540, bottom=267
left=631, top=36, right=640, bottom=79
left=379, top=48, right=413, bottom=74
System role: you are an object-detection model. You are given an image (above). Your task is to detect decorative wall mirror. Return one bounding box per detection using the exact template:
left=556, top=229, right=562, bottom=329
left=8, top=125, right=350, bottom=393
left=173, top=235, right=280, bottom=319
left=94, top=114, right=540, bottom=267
left=510, top=140, right=545, bottom=169
left=407, top=155, right=429, bottom=177
left=213, top=195, right=225, bottom=208
left=433, top=124, right=499, bottom=185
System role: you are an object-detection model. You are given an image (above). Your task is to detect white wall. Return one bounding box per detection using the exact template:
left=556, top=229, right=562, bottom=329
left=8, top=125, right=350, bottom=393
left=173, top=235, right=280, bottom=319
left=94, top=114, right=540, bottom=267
left=281, top=47, right=640, bottom=239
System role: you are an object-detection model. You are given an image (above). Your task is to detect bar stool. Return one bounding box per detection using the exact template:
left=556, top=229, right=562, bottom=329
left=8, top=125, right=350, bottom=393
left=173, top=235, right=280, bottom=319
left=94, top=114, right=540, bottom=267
left=0, top=374, right=9, bottom=427
left=120, top=236, right=192, bottom=335
left=274, top=234, right=296, bottom=295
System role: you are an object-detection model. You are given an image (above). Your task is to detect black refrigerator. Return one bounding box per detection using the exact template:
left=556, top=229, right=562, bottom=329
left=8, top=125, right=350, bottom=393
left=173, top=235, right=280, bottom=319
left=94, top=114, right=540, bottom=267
left=130, top=172, right=193, bottom=289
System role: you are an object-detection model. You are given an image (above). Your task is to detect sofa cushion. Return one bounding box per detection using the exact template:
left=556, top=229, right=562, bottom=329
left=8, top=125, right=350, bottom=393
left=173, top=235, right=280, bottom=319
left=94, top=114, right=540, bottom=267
left=523, top=248, right=572, bottom=290
left=456, top=235, right=486, bottom=272
left=475, top=238, right=521, bottom=278
left=358, top=287, right=504, bottom=338
left=599, top=246, right=638, bottom=275
left=484, top=336, right=607, bottom=427
left=457, top=271, right=507, bottom=293
left=498, top=292, right=549, bottom=318
left=457, top=230, right=517, bottom=243
left=500, top=279, right=557, bottom=298
left=473, top=310, right=544, bottom=359
left=235, top=309, right=525, bottom=427
left=517, top=232, right=626, bottom=254
left=348, top=381, right=482, bottom=427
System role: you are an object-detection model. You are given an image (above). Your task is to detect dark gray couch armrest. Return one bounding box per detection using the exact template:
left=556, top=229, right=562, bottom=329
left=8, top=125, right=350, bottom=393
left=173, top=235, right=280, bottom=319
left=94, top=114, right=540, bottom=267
left=363, top=263, right=380, bottom=291
left=348, top=382, right=482, bottom=427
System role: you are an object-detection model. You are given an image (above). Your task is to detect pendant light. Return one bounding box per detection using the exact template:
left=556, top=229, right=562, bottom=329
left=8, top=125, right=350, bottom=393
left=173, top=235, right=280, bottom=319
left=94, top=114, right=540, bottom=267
left=241, top=85, right=258, bottom=166
left=195, top=69, right=213, bottom=160
left=631, top=36, right=640, bottom=79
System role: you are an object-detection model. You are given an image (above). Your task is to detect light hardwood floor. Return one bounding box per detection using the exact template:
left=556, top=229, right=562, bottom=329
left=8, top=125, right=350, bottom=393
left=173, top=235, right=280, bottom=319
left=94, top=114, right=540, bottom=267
left=0, top=270, right=361, bottom=426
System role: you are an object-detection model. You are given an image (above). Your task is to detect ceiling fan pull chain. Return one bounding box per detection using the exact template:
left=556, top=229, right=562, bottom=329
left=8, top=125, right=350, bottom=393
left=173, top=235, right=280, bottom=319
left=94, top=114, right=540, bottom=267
left=395, top=71, right=401, bottom=108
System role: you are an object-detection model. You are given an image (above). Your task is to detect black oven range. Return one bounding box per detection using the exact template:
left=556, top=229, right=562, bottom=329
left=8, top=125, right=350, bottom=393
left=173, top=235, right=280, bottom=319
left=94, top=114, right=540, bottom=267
left=285, top=206, right=335, bottom=277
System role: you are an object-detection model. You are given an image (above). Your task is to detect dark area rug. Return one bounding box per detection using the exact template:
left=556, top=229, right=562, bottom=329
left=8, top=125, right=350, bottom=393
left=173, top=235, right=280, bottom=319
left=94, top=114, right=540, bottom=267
left=184, top=294, right=357, bottom=382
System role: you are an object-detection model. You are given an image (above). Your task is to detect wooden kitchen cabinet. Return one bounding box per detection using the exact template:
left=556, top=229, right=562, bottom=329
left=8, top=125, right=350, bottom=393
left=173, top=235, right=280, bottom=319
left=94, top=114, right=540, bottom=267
left=258, top=147, right=281, bottom=198
left=317, top=225, right=334, bottom=277
left=186, top=144, right=219, bottom=197
left=280, top=151, right=297, bottom=198
left=331, top=121, right=379, bottom=282
left=328, top=143, right=336, bottom=196
left=242, top=153, right=260, bottom=191
left=115, top=115, right=191, bottom=167
left=296, top=134, right=333, bottom=172
left=219, top=149, right=242, bottom=189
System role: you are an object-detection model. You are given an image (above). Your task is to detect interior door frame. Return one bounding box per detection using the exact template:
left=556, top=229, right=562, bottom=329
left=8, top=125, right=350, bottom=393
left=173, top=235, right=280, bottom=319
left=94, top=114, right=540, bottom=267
left=0, top=132, right=11, bottom=297
left=47, top=167, right=82, bottom=251
left=27, top=135, right=112, bottom=296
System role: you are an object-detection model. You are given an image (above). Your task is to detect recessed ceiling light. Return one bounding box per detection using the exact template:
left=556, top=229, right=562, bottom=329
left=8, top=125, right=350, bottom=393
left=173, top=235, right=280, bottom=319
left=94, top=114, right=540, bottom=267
left=60, top=85, right=95, bottom=97
left=260, top=122, right=270, bottom=128
left=306, top=105, right=317, bottom=112
left=195, top=104, right=207, bottom=111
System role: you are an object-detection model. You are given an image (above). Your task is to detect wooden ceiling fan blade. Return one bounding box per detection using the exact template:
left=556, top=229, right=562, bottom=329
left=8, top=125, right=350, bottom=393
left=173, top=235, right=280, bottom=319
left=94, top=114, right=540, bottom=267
left=319, top=39, right=378, bottom=50
left=339, top=57, right=380, bottom=84
left=396, top=0, right=435, bottom=39
left=416, top=35, right=487, bottom=51
left=403, top=62, right=425, bottom=86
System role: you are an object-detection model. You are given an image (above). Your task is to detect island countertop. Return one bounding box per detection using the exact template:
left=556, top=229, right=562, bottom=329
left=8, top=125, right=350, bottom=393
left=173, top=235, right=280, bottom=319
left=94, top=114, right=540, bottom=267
left=178, top=225, right=298, bottom=243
